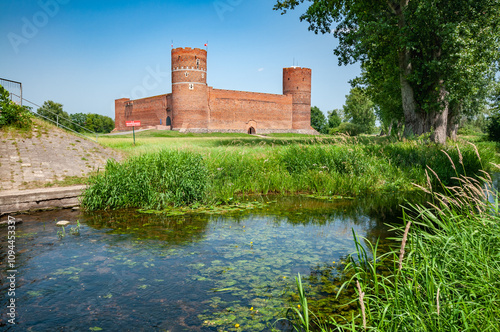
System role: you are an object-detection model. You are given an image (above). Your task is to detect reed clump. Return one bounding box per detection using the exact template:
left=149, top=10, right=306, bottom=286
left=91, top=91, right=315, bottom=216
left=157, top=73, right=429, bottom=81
left=287, top=151, right=500, bottom=331
left=81, top=150, right=208, bottom=210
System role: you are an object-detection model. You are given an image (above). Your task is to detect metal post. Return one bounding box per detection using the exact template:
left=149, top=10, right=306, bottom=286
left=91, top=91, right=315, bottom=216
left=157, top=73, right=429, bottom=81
left=56, top=115, right=59, bottom=127
left=20, top=82, right=22, bottom=106
left=133, top=126, right=136, bottom=145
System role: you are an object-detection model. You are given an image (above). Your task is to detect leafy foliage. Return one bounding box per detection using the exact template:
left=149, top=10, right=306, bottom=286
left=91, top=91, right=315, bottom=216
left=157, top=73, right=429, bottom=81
left=342, top=87, right=376, bottom=134
left=0, top=85, right=32, bottom=129
left=83, top=136, right=494, bottom=211
left=328, top=122, right=362, bottom=136
left=77, top=113, right=114, bottom=133
left=310, top=106, right=328, bottom=134
left=327, top=109, right=342, bottom=129
left=487, top=112, right=500, bottom=143
left=274, top=0, right=500, bottom=142
left=37, top=100, right=72, bottom=128
left=36, top=100, right=115, bottom=133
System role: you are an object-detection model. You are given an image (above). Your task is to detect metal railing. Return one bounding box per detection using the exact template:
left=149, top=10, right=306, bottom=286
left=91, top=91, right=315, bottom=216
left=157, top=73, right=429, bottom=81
left=1, top=78, right=22, bottom=106
left=8, top=92, right=99, bottom=143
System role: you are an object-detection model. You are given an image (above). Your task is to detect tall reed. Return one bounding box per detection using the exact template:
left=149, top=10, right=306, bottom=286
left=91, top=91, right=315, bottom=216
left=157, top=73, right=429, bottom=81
left=287, top=149, right=500, bottom=331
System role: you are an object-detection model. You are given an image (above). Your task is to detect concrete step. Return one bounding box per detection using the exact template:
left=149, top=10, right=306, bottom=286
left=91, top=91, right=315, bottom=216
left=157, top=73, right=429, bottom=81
left=0, top=185, right=85, bottom=215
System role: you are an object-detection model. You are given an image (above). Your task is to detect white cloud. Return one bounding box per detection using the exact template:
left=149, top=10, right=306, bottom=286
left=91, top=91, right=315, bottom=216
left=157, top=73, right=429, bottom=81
left=258, top=68, right=264, bottom=72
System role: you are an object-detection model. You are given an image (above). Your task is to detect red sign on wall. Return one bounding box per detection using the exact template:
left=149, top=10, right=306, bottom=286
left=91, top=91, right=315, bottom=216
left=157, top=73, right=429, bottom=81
left=126, top=121, right=141, bottom=127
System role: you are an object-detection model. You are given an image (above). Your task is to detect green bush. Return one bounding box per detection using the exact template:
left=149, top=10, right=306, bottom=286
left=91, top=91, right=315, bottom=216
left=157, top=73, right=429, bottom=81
left=280, top=145, right=368, bottom=175
left=0, top=85, right=32, bottom=129
left=329, top=122, right=363, bottom=136
left=362, top=140, right=490, bottom=186
left=81, top=150, right=208, bottom=210
left=486, top=112, right=500, bottom=142
left=458, top=123, right=483, bottom=136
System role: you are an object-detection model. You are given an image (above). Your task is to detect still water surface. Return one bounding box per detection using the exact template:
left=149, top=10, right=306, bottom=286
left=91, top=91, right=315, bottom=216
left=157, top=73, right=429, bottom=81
left=1, top=195, right=403, bottom=331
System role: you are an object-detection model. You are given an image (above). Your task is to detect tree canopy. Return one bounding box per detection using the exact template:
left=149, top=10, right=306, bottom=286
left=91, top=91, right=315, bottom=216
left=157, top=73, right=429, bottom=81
left=37, top=101, right=115, bottom=134
left=343, top=87, right=376, bottom=134
left=310, top=106, right=328, bottom=133
left=37, top=100, right=72, bottom=128
left=327, top=109, right=342, bottom=129
left=275, top=0, right=500, bottom=143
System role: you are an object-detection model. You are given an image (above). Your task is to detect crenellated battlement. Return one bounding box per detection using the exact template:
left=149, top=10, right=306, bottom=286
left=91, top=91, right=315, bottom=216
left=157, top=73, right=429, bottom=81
left=172, top=47, right=206, bottom=52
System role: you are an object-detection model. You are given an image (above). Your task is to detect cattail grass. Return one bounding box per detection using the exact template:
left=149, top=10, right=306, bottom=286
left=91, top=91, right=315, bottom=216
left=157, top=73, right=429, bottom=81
left=356, top=279, right=367, bottom=330
left=441, top=149, right=456, bottom=170
left=467, top=141, right=482, bottom=162
left=436, top=288, right=440, bottom=316
left=398, top=220, right=412, bottom=271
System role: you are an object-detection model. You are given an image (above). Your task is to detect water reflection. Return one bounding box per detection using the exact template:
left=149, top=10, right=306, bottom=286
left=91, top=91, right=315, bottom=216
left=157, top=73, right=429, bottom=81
left=0, top=195, right=410, bottom=331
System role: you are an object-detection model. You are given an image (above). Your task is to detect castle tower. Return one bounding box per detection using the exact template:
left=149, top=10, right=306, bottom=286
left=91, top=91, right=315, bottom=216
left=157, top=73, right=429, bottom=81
left=283, top=67, right=312, bottom=130
left=171, top=47, right=208, bottom=130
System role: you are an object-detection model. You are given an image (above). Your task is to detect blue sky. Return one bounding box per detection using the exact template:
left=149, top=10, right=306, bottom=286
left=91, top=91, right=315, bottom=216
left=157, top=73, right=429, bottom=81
left=0, top=0, right=360, bottom=119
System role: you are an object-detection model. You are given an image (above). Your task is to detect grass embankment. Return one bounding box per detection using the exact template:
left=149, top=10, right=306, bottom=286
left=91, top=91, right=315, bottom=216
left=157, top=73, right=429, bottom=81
left=82, top=134, right=495, bottom=211
left=288, top=162, right=500, bottom=331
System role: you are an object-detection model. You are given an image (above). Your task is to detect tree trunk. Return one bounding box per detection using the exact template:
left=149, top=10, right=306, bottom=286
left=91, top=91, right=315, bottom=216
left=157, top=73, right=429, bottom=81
left=399, top=60, right=419, bottom=135
left=446, top=103, right=460, bottom=140
left=394, top=1, right=422, bottom=138
left=429, top=81, right=449, bottom=144
left=387, top=120, right=393, bottom=136
left=430, top=109, right=448, bottom=144
left=393, top=1, right=449, bottom=144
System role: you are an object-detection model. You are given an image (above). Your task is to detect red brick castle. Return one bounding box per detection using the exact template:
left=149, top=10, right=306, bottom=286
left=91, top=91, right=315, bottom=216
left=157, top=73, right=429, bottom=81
left=114, top=47, right=316, bottom=134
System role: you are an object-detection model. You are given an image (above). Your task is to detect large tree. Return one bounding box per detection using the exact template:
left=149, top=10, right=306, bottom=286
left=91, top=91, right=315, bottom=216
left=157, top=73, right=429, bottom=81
left=37, top=100, right=72, bottom=129
left=327, top=109, right=342, bottom=129
left=310, top=106, right=328, bottom=133
left=343, top=87, right=376, bottom=134
left=274, top=0, right=500, bottom=143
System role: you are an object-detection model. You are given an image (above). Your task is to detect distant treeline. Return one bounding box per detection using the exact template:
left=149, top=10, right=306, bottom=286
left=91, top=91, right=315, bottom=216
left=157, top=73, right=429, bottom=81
left=36, top=100, right=114, bottom=134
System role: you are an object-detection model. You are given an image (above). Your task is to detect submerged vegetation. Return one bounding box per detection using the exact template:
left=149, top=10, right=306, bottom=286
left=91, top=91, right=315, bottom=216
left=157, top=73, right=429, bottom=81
left=82, top=135, right=494, bottom=211
left=286, top=162, right=500, bottom=331
left=80, top=132, right=500, bottom=330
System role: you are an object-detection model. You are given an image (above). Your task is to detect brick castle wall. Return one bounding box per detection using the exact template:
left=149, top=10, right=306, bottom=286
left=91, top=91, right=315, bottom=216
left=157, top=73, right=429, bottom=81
left=208, top=88, right=293, bottom=132
left=114, top=95, right=169, bottom=131
left=114, top=47, right=315, bottom=134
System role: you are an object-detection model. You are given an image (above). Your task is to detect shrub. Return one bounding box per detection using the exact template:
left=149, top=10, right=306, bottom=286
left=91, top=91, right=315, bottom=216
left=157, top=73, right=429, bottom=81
left=0, top=85, right=32, bottom=129
left=81, top=150, right=208, bottom=210
left=329, top=122, right=363, bottom=136
left=280, top=145, right=368, bottom=175
left=486, top=112, right=500, bottom=142
left=457, top=124, right=483, bottom=136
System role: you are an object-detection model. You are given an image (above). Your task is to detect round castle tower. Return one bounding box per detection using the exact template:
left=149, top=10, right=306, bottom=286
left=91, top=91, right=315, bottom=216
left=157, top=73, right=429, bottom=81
left=171, top=47, right=208, bottom=130
left=283, top=67, right=312, bottom=130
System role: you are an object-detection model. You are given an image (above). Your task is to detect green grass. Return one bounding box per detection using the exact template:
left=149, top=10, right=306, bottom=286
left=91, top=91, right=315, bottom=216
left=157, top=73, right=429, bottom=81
left=285, top=162, right=500, bottom=331
left=81, top=134, right=496, bottom=211
left=82, top=150, right=208, bottom=209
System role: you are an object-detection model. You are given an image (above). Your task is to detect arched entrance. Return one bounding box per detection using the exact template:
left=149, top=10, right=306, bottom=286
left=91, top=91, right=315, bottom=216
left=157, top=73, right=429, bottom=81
left=248, top=127, right=256, bottom=135
left=166, top=116, right=172, bottom=126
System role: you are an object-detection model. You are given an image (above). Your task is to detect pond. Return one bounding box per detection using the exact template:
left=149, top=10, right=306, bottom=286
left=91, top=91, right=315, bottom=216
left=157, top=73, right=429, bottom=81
left=1, top=195, right=406, bottom=331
